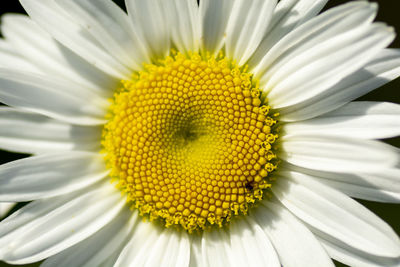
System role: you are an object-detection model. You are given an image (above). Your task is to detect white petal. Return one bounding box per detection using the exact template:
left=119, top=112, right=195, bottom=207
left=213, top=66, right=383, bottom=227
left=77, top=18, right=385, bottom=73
left=252, top=1, right=376, bottom=81
left=1, top=14, right=118, bottom=95
left=114, top=221, right=190, bottom=267
left=0, top=40, right=40, bottom=73
left=265, top=23, right=394, bottom=108
left=229, top=217, right=280, bottom=267
left=125, top=0, right=169, bottom=59
left=98, top=249, right=124, bottom=267
left=199, top=0, right=234, bottom=55
left=0, top=197, right=68, bottom=246
left=202, top=228, right=232, bottom=266
left=273, top=172, right=400, bottom=259
left=252, top=201, right=333, bottom=267
left=164, top=231, right=191, bottom=267
left=162, top=0, right=200, bottom=54
left=0, top=183, right=126, bottom=264
left=248, top=0, right=328, bottom=68
left=42, top=208, right=137, bottom=267
left=0, top=152, right=108, bottom=202
left=319, top=236, right=400, bottom=267
left=20, top=0, right=131, bottom=79
left=0, top=108, right=101, bottom=154
left=279, top=49, right=400, bottom=121
left=145, top=230, right=190, bottom=267
left=114, top=221, right=161, bottom=267
left=280, top=136, right=400, bottom=173
left=284, top=101, right=400, bottom=140
left=284, top=163, right=400, bottom=203
left=55, top=0, right=148, bottom=71
left=225, top=0, right=276, bottom=65
left=0, top=203, right=15, bottom=219
left=0, top=69, right=107, bottom=125
left=188, top=234, right=204, bottom=267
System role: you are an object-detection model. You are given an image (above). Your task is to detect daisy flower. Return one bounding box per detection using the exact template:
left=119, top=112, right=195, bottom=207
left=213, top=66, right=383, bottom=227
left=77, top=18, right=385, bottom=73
left=0, top=0, right=400, bottom=266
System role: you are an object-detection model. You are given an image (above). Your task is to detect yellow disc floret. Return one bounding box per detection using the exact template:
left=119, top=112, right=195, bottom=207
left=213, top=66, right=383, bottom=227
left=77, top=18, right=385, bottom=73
left=102, top=52, right=278, bottom=232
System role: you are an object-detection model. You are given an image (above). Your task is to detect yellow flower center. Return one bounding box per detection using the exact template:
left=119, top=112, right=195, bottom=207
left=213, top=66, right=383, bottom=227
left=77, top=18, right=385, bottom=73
left=102, top=52, right=278, bottom=232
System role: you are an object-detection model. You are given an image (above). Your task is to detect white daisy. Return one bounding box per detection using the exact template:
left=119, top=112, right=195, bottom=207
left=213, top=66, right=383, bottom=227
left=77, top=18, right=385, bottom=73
left=0, top=0, right=400, bottom=266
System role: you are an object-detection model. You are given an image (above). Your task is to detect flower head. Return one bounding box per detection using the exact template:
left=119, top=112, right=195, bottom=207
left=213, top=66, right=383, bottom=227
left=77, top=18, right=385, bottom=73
left=0, top=0, right=400, bottom=266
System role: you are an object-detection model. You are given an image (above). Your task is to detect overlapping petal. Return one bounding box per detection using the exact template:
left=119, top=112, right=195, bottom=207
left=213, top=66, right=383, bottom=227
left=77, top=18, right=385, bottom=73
left=161, top=0, right=200, bottom=54
left=0, top=183, right=125, bottom=264
left=248, top=0, right=328, bottom=68
left=229, top=217, right=280, bottom=267
left=0, top=69, right=108, bottom=125
left=280, top=49, right=400, bottom=121
left=201, top=228, right=232, bottom=266
left=252, top=1, right=377, bottom=80
left=283, top=164, right=400, bottom=203
left=56, top=0, right=149, bottom=71
left=0, top=108, right=102, bottom=154
left=225, top=0, right=276, bottom=65
left=199, top=0, right=234, bottom=55
left=264, top=23, right=394, bottom=108
left=284, top=101, right=400, bottom=140
left=0, top=151, right=108, bottom=201
left=114, top=222, right=190, bottom=267
left=273, top=172, right=400, bottom=260
left=280, top=135, right=399, bottom=173
left=1, top=14, right=118, bottom=96
left=0, top=40, right=39, bottom=73
left=125, top=0, right=170, bottom=60
left=42, top=209, right=137, bottom=267
left=253, top=201, right=333, bottom=267
left=20, top=0, right=132, bottom=79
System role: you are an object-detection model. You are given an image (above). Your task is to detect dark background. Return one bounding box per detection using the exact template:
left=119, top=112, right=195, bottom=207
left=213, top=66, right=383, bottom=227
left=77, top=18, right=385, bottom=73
left=0, top=1, right=399, bottom=266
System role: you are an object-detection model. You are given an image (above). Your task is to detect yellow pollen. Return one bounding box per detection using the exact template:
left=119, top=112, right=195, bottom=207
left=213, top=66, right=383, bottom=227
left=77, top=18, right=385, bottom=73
left=102, top=52, right=278, bottom=232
